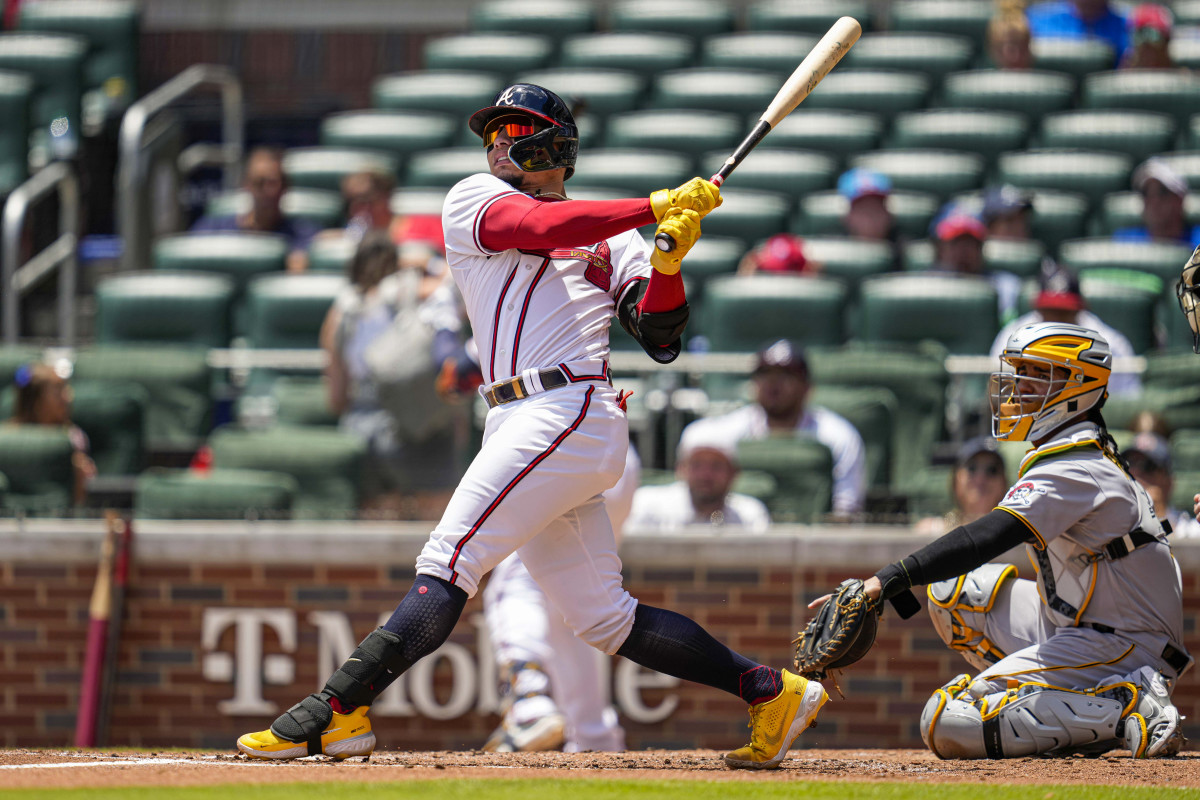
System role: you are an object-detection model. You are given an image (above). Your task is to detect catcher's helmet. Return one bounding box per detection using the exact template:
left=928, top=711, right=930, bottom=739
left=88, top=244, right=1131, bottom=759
left=1179, top=245, right=1200, bottom=354
left=989, top=321, right=1111, bottom=442
left=469, top=83, right=579, bottom=179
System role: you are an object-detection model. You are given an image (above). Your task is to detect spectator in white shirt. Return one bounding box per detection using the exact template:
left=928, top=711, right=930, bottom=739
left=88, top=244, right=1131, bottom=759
left=1125, top=432, right=1200, bottom=539
left=626, top=420, right=770, bottom=533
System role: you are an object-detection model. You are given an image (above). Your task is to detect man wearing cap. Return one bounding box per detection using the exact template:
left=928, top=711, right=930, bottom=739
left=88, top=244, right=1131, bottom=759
left=929, top=207, right=1021, bottom=324
left=1126, top=432, right=1200, bottom=538
left=989, top=261, right=1140, bottom=395
left=1114, top=158, right=1200, bottom=248
left=626, top=420, right=770, bottom=532
left=838, top=167, right=904, bottom=270
left=1121, top=4, right=1175, bottom=69
left=700, top=340, right=867, bottom=517
left=982, top=184, right=1034, bottom=241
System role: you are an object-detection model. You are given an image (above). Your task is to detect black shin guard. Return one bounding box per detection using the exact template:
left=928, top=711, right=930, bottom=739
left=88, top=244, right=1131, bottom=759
left=270, top=692, right=338, bottom=754
left=324, top=628, right=413, bottom=708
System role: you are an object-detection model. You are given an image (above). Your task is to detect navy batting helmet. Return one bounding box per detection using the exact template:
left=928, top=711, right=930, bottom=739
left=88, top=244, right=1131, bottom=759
left=469, top=83, right=579, bottom=179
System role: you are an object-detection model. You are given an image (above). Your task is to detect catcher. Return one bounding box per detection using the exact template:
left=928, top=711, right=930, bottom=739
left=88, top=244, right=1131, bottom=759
left=799, top=321, right=1191, bottom=759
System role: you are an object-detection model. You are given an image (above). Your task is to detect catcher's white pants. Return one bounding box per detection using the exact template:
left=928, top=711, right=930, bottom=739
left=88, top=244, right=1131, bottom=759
left=417, top=383, right=637, bottom=654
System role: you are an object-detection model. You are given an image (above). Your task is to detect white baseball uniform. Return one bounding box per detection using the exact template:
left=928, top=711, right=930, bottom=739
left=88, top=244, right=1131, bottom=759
left=416, top=172, right=654, bottom=655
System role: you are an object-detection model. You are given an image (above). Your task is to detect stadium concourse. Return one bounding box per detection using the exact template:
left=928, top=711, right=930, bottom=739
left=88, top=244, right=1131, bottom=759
left=3, top=0, right=1200, bottom=764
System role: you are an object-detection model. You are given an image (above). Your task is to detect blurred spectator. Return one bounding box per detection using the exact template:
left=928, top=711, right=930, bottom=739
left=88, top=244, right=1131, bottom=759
left=192, top=147, right=316, bottom=273
left=1130, top=409, right=1172, bottom=439
left=341, top=170, right=447, bottom=255
left=1121, top=4, right=1174, bottom=69
left=7, top=362, right=96, bottom=506
left=1026, top=0, right=1128, bottom=64
left=930, top=208, right=1021, bottom=324
left=1125, top=432, right=1200, bottom=538
left=990, top=261, right=1141, bottom=395
left=737, top=233, right=821, bottom=276
left=982, top=184, right=1035, bottom=240
left=988, top=12, right=1034, bottom=70
left=319, top=231, right=465, bottom=519
left=625, top=421, right=770, bottom=532
left=915, top=437, right=1009, bottom=535
left=1114, top=159, right=1200, bottom=248
left=699, top=340, right=866, bottom=516
left=838, top=167, right=903, bottom=269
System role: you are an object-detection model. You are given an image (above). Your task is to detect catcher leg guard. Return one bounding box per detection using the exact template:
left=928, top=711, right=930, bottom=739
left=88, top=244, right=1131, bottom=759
left=725, top=669, right=829, bottom=770
left=483, top=660, right=566, bottom=753
left=1117, top=667, right=1185, bottom=758
left=927, top=563, right=1017, bottom=673
left=920, top=674, right=1124, bottom=759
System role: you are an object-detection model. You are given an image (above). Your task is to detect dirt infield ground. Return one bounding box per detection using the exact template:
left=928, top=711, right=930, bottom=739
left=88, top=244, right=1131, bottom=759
left=3, top=749, right=1200, bottom=790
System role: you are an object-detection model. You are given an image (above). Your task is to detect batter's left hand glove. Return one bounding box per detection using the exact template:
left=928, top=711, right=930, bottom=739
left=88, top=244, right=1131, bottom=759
left=649, top=208, right=702, bottom=275
left=650, top=177, right=722, bottom=222
left=793, top=578, right=881, bottom=681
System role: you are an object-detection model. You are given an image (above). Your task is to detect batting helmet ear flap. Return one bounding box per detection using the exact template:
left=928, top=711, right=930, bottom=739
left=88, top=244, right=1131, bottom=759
left=506, top=126, right=579, bottom=179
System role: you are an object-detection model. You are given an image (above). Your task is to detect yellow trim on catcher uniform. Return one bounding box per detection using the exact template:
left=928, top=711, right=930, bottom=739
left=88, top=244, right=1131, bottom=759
left=982, top=643, right=1136, bottom=683
left=1017, top=439, right=1101, bottom=479
left=995, top=505, right=1046, bottom=549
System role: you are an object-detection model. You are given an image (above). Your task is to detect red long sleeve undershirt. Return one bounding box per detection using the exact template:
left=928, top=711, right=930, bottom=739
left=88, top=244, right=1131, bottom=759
left=480, top=193, right=685, bottom=312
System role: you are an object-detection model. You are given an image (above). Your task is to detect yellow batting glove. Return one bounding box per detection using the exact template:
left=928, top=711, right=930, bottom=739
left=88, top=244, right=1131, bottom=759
left=649, top=208, right=702, bottom=275
left=650, top=177, right=723, bottom=222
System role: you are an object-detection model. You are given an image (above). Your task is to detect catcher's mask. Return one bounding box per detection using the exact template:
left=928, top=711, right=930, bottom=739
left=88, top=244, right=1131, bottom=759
left=989, top=322, right=1111, bottom=443
left=1179, top=245, right=1200, bottom=354
left=469, top=83, right=579, bottom=179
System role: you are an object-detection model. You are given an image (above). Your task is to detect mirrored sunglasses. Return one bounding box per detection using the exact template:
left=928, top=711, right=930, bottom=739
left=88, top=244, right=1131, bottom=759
left=483, top=121, right=542, bottom=147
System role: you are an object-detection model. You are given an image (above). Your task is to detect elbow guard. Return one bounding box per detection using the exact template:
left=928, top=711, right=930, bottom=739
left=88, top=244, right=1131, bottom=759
left=616, top=280, right=687, bottom=363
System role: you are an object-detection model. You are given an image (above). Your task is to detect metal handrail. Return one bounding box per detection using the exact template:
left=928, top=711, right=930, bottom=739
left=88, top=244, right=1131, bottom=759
left=116, top=64, right=244, bottom=272
left=2, top=162, right=79, bottom=345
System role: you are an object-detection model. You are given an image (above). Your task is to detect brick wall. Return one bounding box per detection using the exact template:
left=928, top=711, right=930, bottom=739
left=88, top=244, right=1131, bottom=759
left=1, top=521, right=1197, bottom=752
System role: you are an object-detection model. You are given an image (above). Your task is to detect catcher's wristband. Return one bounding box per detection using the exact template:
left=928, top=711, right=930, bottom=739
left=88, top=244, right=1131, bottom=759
left=888, top=590, right=921, bottom=619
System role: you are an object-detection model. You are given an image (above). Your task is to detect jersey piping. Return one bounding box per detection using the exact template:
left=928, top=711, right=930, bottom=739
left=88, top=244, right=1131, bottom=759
left=511, top=257, right=550, bottom=375
left=472, top=190, right=521, bottom=254
left=995, top=505, right=1047, bottom=549
left=488, top=265, right=521, bottom=383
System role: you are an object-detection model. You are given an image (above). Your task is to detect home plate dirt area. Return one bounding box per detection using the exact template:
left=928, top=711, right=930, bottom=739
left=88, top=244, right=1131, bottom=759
left=2, top=749, right=1200, bottom=790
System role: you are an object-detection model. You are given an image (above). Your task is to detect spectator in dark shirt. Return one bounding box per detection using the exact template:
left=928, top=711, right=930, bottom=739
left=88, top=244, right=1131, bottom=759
left=192, top=147, right=317, bottom=272
left=1114, top=158, right=1200, bottom=248
left=1026, top=0, right=1128, bottom=65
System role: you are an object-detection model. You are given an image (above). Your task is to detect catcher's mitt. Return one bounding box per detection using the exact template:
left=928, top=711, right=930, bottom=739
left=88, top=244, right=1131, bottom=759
left=793, top=578, right=881, bottom=681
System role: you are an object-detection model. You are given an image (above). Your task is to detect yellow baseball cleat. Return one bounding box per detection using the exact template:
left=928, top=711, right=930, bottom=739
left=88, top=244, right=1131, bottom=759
left=724, top=670, right=828, bottom=770
left=237, top=705, right=375, bottom=761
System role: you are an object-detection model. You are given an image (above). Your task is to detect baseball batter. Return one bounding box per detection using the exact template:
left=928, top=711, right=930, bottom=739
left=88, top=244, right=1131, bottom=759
left=815, top=322, right=1190, bottom=759
left=237, top=83, right=826, bottom=769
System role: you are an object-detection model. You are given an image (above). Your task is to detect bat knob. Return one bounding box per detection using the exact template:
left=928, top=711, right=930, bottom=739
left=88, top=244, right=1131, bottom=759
left=654, top=232, right=676, bottom=253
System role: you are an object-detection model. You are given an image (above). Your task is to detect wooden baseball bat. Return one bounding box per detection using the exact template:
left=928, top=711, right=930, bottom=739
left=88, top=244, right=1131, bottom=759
left=655, top=16, right=862, bottom=253
left=96, top=513, right=133, bottom=746
left=75, top=513, right=119, bottom=747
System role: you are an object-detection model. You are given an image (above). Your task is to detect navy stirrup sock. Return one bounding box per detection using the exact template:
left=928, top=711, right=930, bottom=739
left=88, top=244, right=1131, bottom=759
left=616, top=604, right=783, bottom=705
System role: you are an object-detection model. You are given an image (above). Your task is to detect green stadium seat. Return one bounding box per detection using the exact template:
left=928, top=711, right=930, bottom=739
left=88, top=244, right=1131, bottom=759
left=0, top=427, right=74, bottom=514
left=424, top=33, right=552, bottom=76
left=1029, top=190, right=1091, bottom=252
left=1077, top=269, right=1162, bottom=355
left=70, top=380, right=146, bottom=476
left=1037, top=111, right=1176, bottom=161
left=95, top=271, right=234, bottom=348
left=695, top=189, right=791, bottom=246
left=1140, top=352, right=1200, bottom=391
left=72, top=346, right=213, bottom=451
left=746, top=1, right=874, bottom=35
left=801, top=236, right=894, bottom=287
left=135, top=467, right=297, bottom=521
left=671, top=235, right=744, bottom=313
left=736, top=436, right=833, bottom=523
left=699, top=148, right=837, bottom=196
left=0, top=70, right=31, bottom=195
left=605, top=109, right=742, bottom=160
left=1178, top=2, right=1200, bottom=25
left=205, top=188, right=345, bottom=230
left=306, top=235, right=357, bottom=274
left=793, top=189, right=938, bottom=239
left=570, top=148, right=692, bottom=196
left=1083, top=70, right=1200, bottom=127
left=701, top=32, right=817, bottom=72
left=983, top=238, right=1047, bottom=279
left=807, top=342, right=948, bottom=493
left=0, top=346, right=40, bottom=386
left=271, top=376, right=338, bottom=427
left=843, top=33, right=973, bottom=81
left=560, top=33, right=693, bottom=76
left=405, top=146, right=489, bottom=189
left=941, top=70, right=1075, bottom=117
left=0, top=32, right=86, bottom=159
left=1170, top=37, right=1200, bottom=71
left=810, top=384, right=897, bottom=490
left=609, top=0, right=734, bottom=38
left=702, top=274, right=848, bottom=350
left=860, top=273, right=998, bottom=354
left=244, top=273, right=345, bottom=350
left=889, top=0, right=993, bottom=48
left=512, top=68, right=645, bottom=117
left=888, top=109, right=1029, bottom=165
left=996, top=150, right=1132, bottom=210
left=1172, top=430, right=1200, bottom=473
left=802, top=70, right=931, bottom=118
left=470, top=0, right=597, bottom=35
left=209, top=425, right=367, bottom=519
left=1032, top=38, right=1114, bottom=77
left=1058, top=238, right=1193, bottom=287
left=153, top=232, right=287, bottom=296
left=320, top=110, right=457, bottom=165
left=282, top=147, right=399, bottom=193
left=1097, top=191, right=1200, bottom=236
left=652, top=68, right=784, bottom=115
left=18, top=0, right=139, bottom=127
left=901, top=240, right=934, bottom=271
left=849, top=149, right=985, bottom=201
left=391, top=188, right=447, bottom=219
left=764, top=109, right=883, bottom=161
left=372, top=71, right=504, bottom=116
